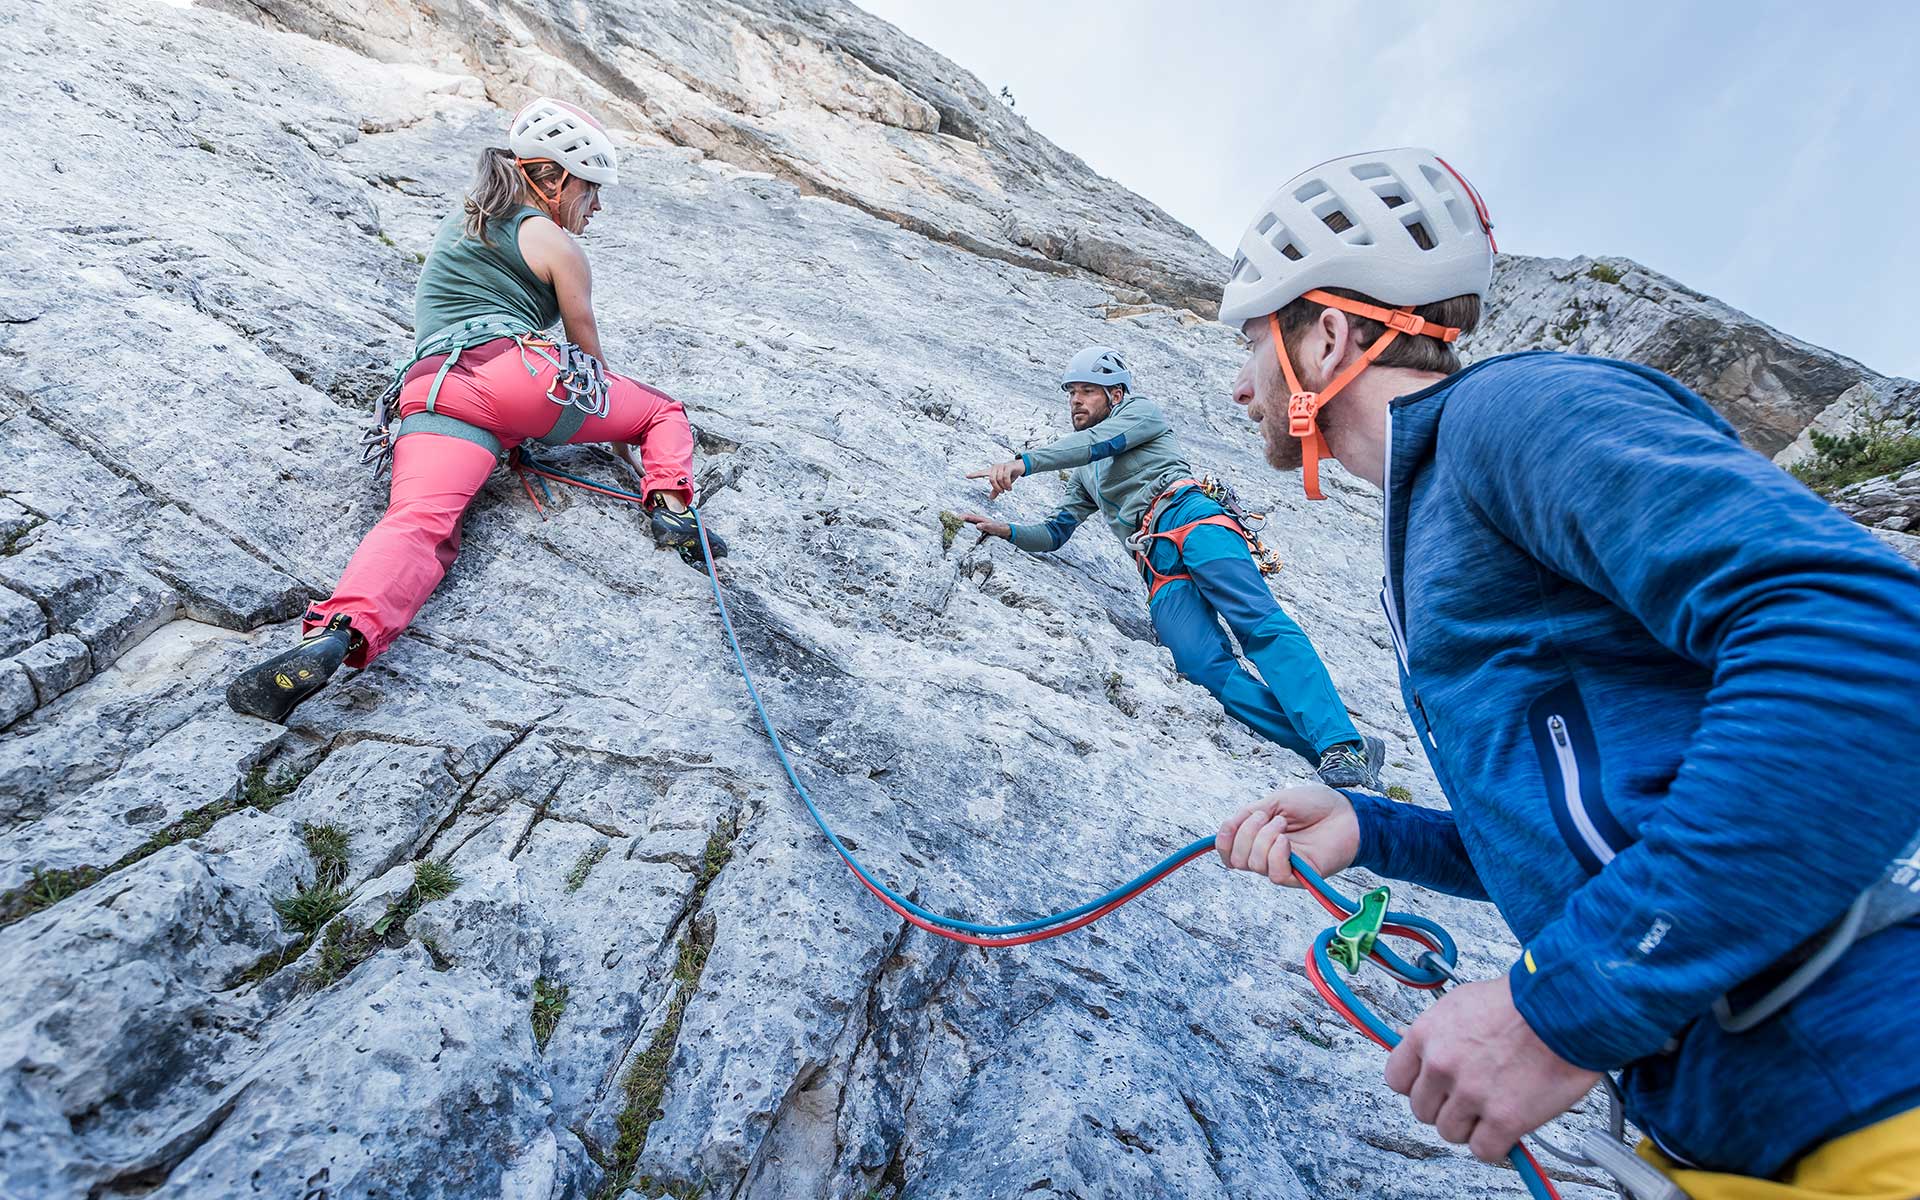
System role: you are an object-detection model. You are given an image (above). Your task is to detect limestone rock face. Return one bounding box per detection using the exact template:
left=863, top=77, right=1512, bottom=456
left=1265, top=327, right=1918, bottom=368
left=0, top=2, right=1907, bottom=1199
left=1471, top=255, right=1919, bottom=458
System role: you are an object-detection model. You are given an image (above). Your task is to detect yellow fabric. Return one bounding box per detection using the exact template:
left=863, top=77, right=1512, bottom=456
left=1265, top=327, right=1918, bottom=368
left=1637, top=1107, right=1920, bottom=1199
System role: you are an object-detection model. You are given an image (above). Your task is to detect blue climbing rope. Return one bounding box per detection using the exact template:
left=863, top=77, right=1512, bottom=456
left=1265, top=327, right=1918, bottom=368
left=513, top=450, right=1571, bottom=1197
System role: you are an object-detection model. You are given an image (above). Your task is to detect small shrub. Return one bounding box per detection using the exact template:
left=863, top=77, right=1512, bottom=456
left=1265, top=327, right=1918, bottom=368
left=1586, top=262, right=1622, bottom=285
left=1791, top=423, right=1920, bottom=496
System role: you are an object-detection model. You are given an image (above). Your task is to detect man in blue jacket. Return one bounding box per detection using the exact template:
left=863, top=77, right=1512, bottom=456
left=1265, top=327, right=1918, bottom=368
left=960, top=348, right=1384, bottom=789
left=1210, top=148, right=1920, bottom=1193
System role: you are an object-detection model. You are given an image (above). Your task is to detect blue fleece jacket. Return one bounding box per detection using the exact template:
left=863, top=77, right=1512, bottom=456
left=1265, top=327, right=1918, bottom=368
left=1350, top=351, right=1920, bottom=1175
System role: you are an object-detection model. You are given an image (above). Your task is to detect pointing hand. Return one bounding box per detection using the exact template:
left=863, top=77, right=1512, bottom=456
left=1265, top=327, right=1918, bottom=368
left=965, top=458, right=1027, bottom=498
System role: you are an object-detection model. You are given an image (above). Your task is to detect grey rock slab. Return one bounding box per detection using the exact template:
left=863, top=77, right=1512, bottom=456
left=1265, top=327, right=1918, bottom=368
left=1871, top=525, right=1920, bottom=568
left=148, top=952, right=580, bottom=1200
left=15, top=633, right=92, bottom=705
left=0, top=709, right=285, bottom=893
left=1837, top=465, right=1920, bottom=535
left=0, top=585, right=45, bottom=659
left=0, top=620, right=257, bottom=827
left=0, top=810, right=308, bottom=1197
left=0, top=530, right=175, bottom=654
left=273, top=738, right=466, bottom=885
left=1472, top=255, right=1917, bottom=456
left=0, top=660, right=32, bottom=730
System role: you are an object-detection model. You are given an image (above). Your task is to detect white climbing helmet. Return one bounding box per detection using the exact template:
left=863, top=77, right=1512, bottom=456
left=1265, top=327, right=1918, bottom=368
left=1218, top=148, right=1494, bottom=323
left=508, top=97, right=619, bottom=186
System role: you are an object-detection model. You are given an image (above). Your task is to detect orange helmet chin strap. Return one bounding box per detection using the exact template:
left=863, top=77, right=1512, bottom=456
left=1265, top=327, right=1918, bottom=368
left=514, top=157, right=567, bottom=217
left=1268, top=289, right=1463, bottom=500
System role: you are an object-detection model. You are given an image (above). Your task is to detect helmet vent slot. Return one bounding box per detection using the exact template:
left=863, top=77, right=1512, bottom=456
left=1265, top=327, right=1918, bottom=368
left=1320, top=207, right=1372, bottom=247
left=1401, top=218, right=1436, bottom=251
left=1349, top=162, right=1393, bottom=181
left=1264, top=221, right=1301, bottom=259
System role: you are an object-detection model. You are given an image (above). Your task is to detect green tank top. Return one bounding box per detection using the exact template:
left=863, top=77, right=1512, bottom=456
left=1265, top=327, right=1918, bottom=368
left=411, top=205, right=561, bottom=355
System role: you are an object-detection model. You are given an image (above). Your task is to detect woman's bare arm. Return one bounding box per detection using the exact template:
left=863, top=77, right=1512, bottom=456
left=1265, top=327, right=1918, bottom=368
left=518, top=217, right=604, bottom=368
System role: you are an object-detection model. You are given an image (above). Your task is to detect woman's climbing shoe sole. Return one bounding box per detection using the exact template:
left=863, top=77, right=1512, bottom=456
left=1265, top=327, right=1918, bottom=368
left=226, top=623, right=354, bottom=724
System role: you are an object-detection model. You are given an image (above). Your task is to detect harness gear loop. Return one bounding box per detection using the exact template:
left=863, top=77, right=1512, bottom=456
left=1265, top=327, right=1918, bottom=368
left=1267, top=289, right=1463, bottom=501
left=359, top=317, right=613, bottom=475
left=1128, top=476, right=1283, bottom=601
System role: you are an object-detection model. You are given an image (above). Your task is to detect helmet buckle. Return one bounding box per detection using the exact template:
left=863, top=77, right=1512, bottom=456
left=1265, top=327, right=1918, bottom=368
left=1384, top=309, right=1426, bottom=337
left=1287, top=392, right=1319, bottom=438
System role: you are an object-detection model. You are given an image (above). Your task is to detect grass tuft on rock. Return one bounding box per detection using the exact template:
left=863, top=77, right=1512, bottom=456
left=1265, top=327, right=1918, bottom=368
left=1586, top=262, right=1623, bottom=285
left=567, top=842, right=609, bottom=892
left=938, top=509, right=963, bottom=551
left=303, top=917, right=370, bottom=989
left=532, top=977, right=570, bottom=1050
left=1385, top=785, right=1413, bottom=803
left=301, top=822, right=351, bottom=880
left=272, top=885, right=353, bottom=935
left=3, top=760, right=318, bottom=929
left=594, top=820, right=736, bottom=1199
left=412, top=859, right=460, bottom=901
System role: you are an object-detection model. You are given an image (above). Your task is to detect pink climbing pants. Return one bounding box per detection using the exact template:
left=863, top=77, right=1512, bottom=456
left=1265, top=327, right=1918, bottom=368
left=304, top=337, right=696, bottom=666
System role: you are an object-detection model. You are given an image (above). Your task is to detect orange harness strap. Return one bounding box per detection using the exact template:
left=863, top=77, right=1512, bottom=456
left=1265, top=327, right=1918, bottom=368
left=1270, top=289, right=1463, bottom=501
left=1130, top=479, right=1259, bottom=602
left=1137, top=515, right=1249, bottom=601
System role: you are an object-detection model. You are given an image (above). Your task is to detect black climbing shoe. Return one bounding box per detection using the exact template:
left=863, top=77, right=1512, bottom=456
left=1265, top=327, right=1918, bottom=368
left=1316, top=735, right=1385, bottom=791
left=649, top=502, right=729, bottom=572
left=226, top=615, right=356, bottom=724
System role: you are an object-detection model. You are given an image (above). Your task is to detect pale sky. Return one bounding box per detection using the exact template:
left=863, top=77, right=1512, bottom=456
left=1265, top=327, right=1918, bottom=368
left=857, top=0, right=1920, bottom=380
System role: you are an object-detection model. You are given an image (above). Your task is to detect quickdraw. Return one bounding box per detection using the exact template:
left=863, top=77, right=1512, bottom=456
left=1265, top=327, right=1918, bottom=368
left=1126, top=474, right=1283, bottom=601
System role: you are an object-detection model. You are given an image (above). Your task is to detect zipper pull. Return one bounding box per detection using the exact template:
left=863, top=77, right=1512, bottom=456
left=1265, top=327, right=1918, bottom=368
left=1549, top=714, right=1569, bottom=748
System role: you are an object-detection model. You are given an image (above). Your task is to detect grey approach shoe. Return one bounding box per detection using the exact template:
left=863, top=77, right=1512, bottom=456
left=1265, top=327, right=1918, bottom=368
left=1316, top=734, right=1385, bottom=790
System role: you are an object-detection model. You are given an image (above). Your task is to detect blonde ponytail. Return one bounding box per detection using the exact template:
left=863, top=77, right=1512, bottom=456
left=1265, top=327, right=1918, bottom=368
left=462, top=148, right=568, bottom=239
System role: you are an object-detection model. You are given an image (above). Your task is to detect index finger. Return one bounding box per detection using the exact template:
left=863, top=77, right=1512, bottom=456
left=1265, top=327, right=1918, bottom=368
left=964, top=469, right=992, bottom=479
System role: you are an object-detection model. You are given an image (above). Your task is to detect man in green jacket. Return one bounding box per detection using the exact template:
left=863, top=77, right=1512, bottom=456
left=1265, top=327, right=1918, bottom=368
left=962, top=346, right=1382, bottom=787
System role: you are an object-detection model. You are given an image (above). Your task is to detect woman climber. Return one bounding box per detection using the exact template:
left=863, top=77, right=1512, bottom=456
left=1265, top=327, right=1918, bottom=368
left=228, top=97, right=725, bottom=723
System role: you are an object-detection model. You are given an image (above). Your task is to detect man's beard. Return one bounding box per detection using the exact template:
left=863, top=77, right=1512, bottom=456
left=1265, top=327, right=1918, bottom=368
left=1262, top=419, right=1302, bottom=470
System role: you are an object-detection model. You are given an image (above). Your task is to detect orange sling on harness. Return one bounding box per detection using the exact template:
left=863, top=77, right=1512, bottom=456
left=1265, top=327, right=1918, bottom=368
left=1129, top=479, right=1260, bottom=602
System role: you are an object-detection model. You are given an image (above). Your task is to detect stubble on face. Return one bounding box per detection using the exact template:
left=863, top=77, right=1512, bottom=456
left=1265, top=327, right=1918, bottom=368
left=1237, top=332, right=1302, bottom=471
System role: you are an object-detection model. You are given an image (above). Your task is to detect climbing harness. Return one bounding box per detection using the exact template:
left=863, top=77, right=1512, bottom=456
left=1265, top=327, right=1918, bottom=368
left=1268, top=293, right=1463, bottom=501
left=359, top=316, right=613, bottom=475
left=488, top=455, right=1671, bottom=1200
left=1126, top=475, right=1282, bottom=602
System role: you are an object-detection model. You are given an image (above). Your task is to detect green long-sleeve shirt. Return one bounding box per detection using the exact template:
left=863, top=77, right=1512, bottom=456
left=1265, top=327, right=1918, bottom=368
left=1007, top=394, right=1194, bottom=553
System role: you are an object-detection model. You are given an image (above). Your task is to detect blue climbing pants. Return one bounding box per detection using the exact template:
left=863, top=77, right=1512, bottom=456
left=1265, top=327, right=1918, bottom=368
left=1144, top=490, right=1359, bottom=762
